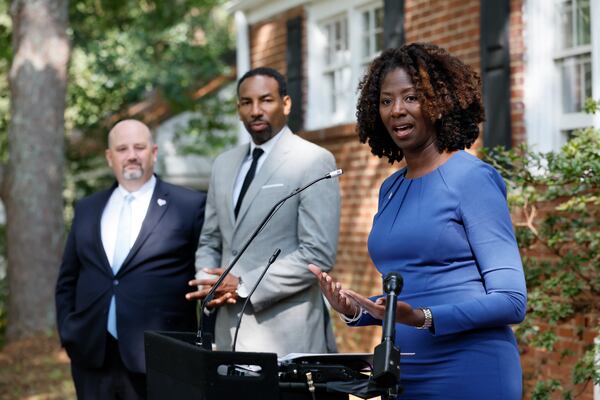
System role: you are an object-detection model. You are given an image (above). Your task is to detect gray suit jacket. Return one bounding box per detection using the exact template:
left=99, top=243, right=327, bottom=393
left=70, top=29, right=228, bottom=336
left=196, top=127, right=341, bottom=355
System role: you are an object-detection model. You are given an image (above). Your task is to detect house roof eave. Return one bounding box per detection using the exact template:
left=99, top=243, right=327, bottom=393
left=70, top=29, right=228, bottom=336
left=226, top=0, right=271, bottom=13
left=227, top=0, right=311, bottom=23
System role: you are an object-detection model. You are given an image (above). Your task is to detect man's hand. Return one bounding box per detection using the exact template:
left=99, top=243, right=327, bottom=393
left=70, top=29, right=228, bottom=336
left=186, top=268, right=240, bottom=308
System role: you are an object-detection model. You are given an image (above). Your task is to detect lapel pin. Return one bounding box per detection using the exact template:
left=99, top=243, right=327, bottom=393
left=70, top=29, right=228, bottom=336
left=157, top=198, right=166, bottom=207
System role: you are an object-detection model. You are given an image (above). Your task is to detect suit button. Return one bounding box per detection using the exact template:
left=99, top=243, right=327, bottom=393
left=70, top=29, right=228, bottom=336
left=232, top=250, right=238, bottom=256
left=113, top=280, right=119, bottom=286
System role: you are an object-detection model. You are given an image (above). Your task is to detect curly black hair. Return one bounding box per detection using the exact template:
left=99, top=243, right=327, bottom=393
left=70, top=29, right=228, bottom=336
left=356, top=43, right=485, bottom=163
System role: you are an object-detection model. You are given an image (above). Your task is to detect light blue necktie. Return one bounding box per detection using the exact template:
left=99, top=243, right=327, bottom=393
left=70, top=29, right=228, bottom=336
left=107, top=193, right=134, bottom=339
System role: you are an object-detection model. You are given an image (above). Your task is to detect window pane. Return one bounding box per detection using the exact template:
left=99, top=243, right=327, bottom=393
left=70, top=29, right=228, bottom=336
left=375, top=7, right=384, bottom=30
left=375, top=31, right=384, bottom=53
left=334, top=67, right=352, bottom=114
left=320, top=15, right=350, bottom=116
left=362, top=34, right=371, bottom=59
left=583, top=61, right=592, bottom=99
left=322, top=17, right=349, bottom=67
left=575, top=0, right=591, bottom=46
left=362, top=10, right=371, bottom=58
left=326, top=72, right=336, bottom=112
left=361, top=7, right=384, bottom=60
left=325, top=25, right=332, bottom=66
left=375, top=7, right=384, bottom=53
left=560, top=54, right=592, bottom=112
left=561, top=58, right=577, bottom=112
left=334, top=69, right=342, bottom=107
left=560, top=0, right=574, bottom=48
left=559, top=0, right=591, bottom=49
left=342, top=18, right=348, bottom=51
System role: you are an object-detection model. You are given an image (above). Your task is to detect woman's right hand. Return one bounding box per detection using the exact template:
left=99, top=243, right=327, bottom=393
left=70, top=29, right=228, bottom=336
left=308, top=264, right=360, bottom=317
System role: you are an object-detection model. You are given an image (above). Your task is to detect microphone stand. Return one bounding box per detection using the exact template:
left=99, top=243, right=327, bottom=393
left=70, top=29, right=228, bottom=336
left=195, top=169, right=343, bottom=349
left=232, top=248, right=281, bottom=352
left=372, top=272, right=403, bottom=398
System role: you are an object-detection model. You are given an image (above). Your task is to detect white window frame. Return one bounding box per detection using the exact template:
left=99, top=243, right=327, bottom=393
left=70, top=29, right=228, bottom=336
left=359, top=2, right=384, bottom=67
left=525, top=0, right=600, bottom=152
left=554, top=0, right=593, bottom=129
left=306, top=0, right=384, bottom=130
left=321, top=14, right=351, bottom=117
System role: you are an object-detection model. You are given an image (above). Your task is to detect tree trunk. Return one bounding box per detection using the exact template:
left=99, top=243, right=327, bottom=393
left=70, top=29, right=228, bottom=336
left=4, top=0, right=69, bottom=340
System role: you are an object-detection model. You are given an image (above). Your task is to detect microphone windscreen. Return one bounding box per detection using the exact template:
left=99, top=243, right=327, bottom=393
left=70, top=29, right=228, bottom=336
left=328, top=169, right=343, bottom=178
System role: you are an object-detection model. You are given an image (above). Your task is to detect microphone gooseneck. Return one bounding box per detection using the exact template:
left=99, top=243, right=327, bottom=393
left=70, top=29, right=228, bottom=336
left=372, top=272, right=403, bottom=390
left=232, top=248, right=281, bottom=352
left=195, top=169, right=343, bottom=349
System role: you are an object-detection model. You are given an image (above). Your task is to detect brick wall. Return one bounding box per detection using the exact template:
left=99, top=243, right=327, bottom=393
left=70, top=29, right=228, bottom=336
left=404, top=0, right=481, bottom=68
left=509, top=0, right=526, bottom=146
left=514, top=200, right=598, bottom=400
left=246, top=1, right=596, bottom=398
left=520, top=314, right=598, bottom=400
left=248, top=6, right=308, bottom=116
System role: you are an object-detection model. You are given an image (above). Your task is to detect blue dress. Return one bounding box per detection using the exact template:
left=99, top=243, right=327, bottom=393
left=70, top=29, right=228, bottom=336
left=355, top=151, right=527, bottom=399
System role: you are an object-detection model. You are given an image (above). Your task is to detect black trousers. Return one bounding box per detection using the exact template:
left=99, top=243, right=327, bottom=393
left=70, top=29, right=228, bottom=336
left=70, top=334, right=146, bottom=400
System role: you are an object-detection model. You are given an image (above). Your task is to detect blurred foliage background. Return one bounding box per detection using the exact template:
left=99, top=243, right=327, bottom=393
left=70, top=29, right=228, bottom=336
left=0, top=2, right=11, bottom=164
left=0, top=0, right=235, bottom=347
left=63, top=0, right=236, bottom=205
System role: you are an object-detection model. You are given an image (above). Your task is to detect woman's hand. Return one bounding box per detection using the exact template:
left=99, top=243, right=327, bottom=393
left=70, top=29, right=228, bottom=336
left=343, top=290, right=425, bottom=327
left=308, top=264, right=359, bottom=317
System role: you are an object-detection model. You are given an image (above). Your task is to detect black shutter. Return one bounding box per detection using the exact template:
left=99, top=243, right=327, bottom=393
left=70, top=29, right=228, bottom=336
left=286, top=16, right=303, bottom=132
left=384, top=0, right=405, bottom=49
left=480, top=0, right=512, bottom=149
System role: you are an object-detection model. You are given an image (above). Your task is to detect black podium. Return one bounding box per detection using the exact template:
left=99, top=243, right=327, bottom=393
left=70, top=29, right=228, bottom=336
left=144, top=331, right=388, bottom=400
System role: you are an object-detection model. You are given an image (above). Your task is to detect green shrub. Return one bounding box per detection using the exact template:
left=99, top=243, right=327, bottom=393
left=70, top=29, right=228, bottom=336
left=482, top=102, right=599, bottom=399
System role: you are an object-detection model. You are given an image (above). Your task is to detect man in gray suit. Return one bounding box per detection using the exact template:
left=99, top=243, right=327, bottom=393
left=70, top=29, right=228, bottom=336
left=186, top=67, right=340, bottom=355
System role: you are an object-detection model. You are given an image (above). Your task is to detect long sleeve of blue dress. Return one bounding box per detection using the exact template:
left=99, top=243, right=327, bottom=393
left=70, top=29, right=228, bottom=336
left=429, top=160, right=526, bottom=335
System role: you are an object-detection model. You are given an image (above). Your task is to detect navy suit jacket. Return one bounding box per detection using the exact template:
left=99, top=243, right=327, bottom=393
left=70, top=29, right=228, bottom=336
left=55, top=176, right=206, bottom=373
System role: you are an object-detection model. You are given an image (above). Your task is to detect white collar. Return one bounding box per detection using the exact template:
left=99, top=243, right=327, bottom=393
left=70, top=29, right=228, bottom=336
left=116, top=175, right=157, bottom=199
left=248, top=126, right=287, bottom=157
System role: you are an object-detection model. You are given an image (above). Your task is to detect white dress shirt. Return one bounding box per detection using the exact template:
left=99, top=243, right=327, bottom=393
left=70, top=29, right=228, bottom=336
left=101, top=175, right=156, bottom=268
left=232, top=126, right=286, bottom=208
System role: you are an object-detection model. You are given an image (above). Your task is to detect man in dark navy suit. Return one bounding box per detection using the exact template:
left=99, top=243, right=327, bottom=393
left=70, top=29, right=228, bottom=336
left=55, top=119, right=206, bottom=399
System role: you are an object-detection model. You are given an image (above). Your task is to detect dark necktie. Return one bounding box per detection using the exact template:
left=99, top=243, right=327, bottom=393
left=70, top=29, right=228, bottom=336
left=234, top=148, right=264, bottom=218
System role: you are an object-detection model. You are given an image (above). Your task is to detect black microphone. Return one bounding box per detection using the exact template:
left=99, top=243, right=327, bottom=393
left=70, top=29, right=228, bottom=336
left=195, top=169, right=343, bottom=349
left=372, top=272, right=403, bottom=388
left=232, top=248, right=281, bottom=352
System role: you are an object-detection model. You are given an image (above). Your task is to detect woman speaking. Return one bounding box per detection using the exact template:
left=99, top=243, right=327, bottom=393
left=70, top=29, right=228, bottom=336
left=310, top=43, right=527, bottom=399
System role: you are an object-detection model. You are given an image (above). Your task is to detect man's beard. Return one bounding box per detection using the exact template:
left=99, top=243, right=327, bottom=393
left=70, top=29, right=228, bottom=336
left=123, top=166, right=143, bottom=180
left=247, top=120, right=274, bottom=144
